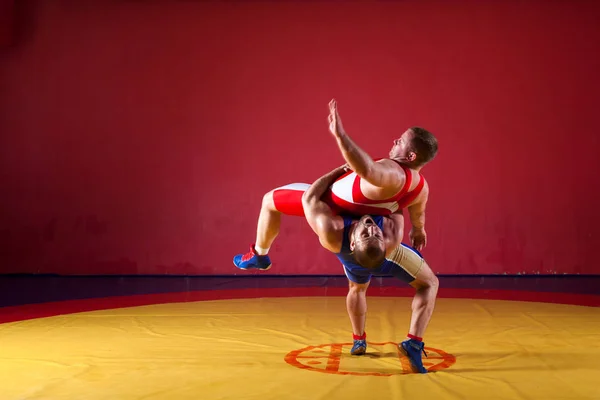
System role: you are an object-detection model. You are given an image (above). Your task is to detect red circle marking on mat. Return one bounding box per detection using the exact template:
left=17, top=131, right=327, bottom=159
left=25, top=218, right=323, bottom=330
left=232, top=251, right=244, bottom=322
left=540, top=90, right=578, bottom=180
left=284, top=342, right=456, bottom=376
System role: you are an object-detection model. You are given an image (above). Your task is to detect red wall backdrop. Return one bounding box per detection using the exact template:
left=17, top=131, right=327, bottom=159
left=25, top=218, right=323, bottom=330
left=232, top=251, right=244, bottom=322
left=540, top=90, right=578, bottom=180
left=0, top=0, right=14, bottom=47
left=1, top=1, right=599, bottom=275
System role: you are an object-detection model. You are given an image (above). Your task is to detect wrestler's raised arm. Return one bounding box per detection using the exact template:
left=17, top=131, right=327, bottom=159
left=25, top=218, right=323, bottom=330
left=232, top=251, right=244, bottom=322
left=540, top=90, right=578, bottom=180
left=327, top=99, right=406, bottom=189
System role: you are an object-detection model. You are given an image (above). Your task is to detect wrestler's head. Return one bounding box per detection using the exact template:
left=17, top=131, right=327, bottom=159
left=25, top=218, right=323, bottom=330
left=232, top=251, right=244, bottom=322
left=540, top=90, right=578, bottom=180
left=390, top=127, right=438, bottom=168
left=350, top=215, right=386, bottom=269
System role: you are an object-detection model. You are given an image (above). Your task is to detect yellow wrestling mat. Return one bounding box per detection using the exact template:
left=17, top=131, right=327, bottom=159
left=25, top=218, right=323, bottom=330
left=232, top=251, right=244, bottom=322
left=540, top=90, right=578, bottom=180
left=1, top=296, right=599, bottom=399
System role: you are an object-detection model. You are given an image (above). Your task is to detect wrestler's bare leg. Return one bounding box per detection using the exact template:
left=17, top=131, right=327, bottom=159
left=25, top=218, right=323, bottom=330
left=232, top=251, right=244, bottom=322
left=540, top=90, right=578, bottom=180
left=399, top=258, right=439, bottom=373
left=347, top=279, right=370, bottom=337
left=234, top=185, right=307, bottom=270
left=254, top=190, right=281, bottom=254
left=407, top=261, right=439, bottom=339
left=346, top=279, right=370, bottom=355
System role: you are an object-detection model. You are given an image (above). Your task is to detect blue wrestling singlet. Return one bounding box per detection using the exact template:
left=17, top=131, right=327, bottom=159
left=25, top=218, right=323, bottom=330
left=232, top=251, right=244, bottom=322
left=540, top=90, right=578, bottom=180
left=334, top=215, right=422, bottom=284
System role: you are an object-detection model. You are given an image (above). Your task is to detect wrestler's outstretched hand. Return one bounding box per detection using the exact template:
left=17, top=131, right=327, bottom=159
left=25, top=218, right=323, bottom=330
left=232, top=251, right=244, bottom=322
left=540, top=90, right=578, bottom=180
left=328, top=99, right=346, bottom=138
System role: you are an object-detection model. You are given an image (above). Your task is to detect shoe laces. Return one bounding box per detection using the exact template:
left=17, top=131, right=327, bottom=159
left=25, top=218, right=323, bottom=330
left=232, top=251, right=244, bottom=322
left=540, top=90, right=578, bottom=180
left=241, top=245, right=256, bottom=262
left=417, top=343, right=428, bottom=358
left=409, top=340, right=428, bottom=358
left=353, top=339, right=366, bottom=350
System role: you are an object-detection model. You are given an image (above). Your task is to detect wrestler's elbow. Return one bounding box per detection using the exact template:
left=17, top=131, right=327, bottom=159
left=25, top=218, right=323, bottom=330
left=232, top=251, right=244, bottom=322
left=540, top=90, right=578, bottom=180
left=317, top=224, right=339, bottom=252
left=315, top=216, right=334, bottom=237
left=301, top=191, right=315, bottom=210
left=319, top=237, right=338, bottom=253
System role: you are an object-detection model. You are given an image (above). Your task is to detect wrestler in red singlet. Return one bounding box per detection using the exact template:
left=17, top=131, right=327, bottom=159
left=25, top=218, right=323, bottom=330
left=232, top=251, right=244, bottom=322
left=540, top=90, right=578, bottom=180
left=233, top=98, right=438, bottom=271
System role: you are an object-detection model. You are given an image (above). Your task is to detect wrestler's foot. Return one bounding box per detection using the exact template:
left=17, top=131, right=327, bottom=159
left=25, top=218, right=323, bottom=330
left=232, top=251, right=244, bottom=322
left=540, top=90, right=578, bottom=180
left=351, top=339, right=367, bottom=355
left=233, top=245, right=272, bottom=271
left=399, top=339, right=428, bottom=373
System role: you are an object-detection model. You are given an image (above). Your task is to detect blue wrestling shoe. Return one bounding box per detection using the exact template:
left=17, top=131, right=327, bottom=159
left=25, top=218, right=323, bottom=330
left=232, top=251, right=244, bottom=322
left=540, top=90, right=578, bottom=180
left=351, top=339, right=367, bottom=355
left=233, top=245, right=272, bottom=271
left=399, top=339, right=428, bottom=373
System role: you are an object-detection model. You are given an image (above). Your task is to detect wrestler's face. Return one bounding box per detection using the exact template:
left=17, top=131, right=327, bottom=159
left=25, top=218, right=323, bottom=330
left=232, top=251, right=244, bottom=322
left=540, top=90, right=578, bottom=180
left=389, top=129, right=415, bottom=160
left=350, top=215, right=384, bottom=252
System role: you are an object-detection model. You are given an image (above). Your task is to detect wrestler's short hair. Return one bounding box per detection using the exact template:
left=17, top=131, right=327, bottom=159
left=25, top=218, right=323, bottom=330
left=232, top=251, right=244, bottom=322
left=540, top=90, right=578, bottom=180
left=353, top=241, right=386, bottom=270
left=409, top=127, right=438, bottom=167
